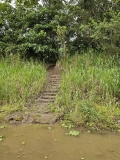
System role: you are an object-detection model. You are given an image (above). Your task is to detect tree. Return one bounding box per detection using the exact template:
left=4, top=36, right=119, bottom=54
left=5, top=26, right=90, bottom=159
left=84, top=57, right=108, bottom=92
left=0, top=0, right=119, bottom=59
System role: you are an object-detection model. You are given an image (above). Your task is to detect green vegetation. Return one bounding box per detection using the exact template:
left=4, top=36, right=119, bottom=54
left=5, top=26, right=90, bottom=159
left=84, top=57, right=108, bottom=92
left=0, top=56, right=46, bottom=119
left=54, top=52, right=120, bottom=130
left=0, top=1, right=119, bottom=60
left=0, top=0, right=120, bottom=130
left=66, top=130, right=80, bottom=136
left=22, top=142, right=25, bottom=145
left=0, top=125, right=7, bottom=129
left=0, top=135, right=4, bottom=142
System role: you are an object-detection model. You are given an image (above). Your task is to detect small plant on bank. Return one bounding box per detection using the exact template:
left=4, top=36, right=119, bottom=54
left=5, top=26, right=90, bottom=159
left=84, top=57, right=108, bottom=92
left=0, top=135, right=4, bottom=142
left=22, top=142, right=25, bottom=145
left=60, top=120, right=75, bottom=129
left=66, top=130, right=80, bottom=136
left=0, top=125, right=7, bottom=129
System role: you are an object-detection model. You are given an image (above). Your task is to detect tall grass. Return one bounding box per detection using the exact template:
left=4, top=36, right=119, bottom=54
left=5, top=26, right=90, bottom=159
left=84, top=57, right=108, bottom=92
left=54, top=52, right=120, bottom=130
left=0, top=55, right=46, bottom=115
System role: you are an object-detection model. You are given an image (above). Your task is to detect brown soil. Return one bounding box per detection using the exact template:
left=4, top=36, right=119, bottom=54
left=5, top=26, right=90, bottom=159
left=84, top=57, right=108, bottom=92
left=6, top=63, right=63, bottom=125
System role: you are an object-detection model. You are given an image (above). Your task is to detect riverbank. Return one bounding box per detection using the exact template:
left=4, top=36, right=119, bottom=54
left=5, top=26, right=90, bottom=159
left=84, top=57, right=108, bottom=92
left=0, top=53, right=120, bottom=130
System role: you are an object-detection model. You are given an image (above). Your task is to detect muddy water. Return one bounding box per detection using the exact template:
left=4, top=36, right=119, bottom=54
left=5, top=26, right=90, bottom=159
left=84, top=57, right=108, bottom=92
left=0, top=124, right=120, bottom=160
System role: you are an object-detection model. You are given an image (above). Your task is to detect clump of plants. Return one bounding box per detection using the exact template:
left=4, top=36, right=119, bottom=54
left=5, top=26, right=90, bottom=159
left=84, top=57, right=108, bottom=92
left=54, top=51, right=120, bottom=130
left=0, top=125, right=7, bottom=129
left=65, top=130, right=80, bottom=136
left=0, top=135, right=4, bottom=142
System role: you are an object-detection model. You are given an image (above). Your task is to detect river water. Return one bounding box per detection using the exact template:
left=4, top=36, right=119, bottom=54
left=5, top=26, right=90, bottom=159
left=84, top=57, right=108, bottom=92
left=0, top=123, right=120, bottom=160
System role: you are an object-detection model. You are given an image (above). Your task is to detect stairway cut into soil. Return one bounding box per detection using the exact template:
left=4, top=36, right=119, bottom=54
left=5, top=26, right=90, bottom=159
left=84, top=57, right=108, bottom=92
left=7, top=64, right=62, bottom=124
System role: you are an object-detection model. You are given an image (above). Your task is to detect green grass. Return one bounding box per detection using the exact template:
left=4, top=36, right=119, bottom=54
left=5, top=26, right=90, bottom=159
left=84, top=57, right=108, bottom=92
left=0, top=55, right=46, bottom=118
left=54, top=52, right=120, bottom=130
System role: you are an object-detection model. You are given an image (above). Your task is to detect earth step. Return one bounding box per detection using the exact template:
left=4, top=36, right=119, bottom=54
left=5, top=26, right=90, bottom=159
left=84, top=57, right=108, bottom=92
left=49, top=87, right=58, bottom=90
left=40, top=99, right=54, bottom=102
left=48, top=81, right=59, bottom=84
left=47, top=85, right=58, bottom=87
left=49, top=80, right=60, bottom=83
left=42, top=95, right=56, bottom=98
left=43, top=92, right=57, bottom=96
left=49, top=84, right=59, bottom=87
left=48, top=76, right=60, bottom=78
left=48, top=80, right=60, bottom=82
left=49, top=73, right=60, bottom=75
left=48, top=78, right=60, bottom=80
left=48, top=78, right=60, bottom=81
left=49, top=86, right=59, bottom=88
left=41, top=95, right=56, bottom=99
left=49, top=80, right=59, bottom=82
left=43, top=88, right=57, bottom=91
left=36, top=95, right=55, bottom=101
left=48, top=78, right=59, bottom=79
left=48, top=76, right=61, bottom=79
left=49, top=75, right=59, bottom=77
left=50, top=84, right=59, bottom=86
left=50, top=79, right=60, bottom=81
left=44, top=90, right=58, bottom=92
left=45, top=90, right=58, bottom=93
left=48, top=81, right=58, bottom=83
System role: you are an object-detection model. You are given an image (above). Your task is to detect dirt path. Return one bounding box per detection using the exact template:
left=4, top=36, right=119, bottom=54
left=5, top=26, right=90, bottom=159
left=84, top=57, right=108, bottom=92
left=7, top=64, right=62, bottom=124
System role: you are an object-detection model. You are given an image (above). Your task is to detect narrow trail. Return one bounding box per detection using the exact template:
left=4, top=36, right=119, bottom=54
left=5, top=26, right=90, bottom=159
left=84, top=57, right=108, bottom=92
left=7, top=64, right=62, bottom=124
left=36, top=64, right=61, bottom=111
left=31, top=63, right=62, bottom=124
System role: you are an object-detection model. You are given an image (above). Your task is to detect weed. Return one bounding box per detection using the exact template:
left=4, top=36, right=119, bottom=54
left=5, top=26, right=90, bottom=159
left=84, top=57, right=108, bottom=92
left=22, top=142, right=25, bottom=145
left=66, top=130, right=80, bottom=136
left=60, top=120, right=75, bottom=129
left=0, top=125, right=7, bottom=129
left=0, top=135, right=4, bottom=142
left=48, top=127, right=52, bottom=130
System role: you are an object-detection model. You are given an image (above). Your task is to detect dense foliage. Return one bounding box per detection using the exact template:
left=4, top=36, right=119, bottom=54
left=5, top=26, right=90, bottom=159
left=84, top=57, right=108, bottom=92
left=0, top=0, right=120, bottom=61
left=0, top=55, right=46, bottom=119
left=53, top=52, right=120, bottom=129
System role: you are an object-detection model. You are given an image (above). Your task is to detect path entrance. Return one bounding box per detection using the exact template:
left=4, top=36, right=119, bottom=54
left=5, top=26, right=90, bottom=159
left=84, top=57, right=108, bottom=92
left=7, top=64, right=62, bottom=124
